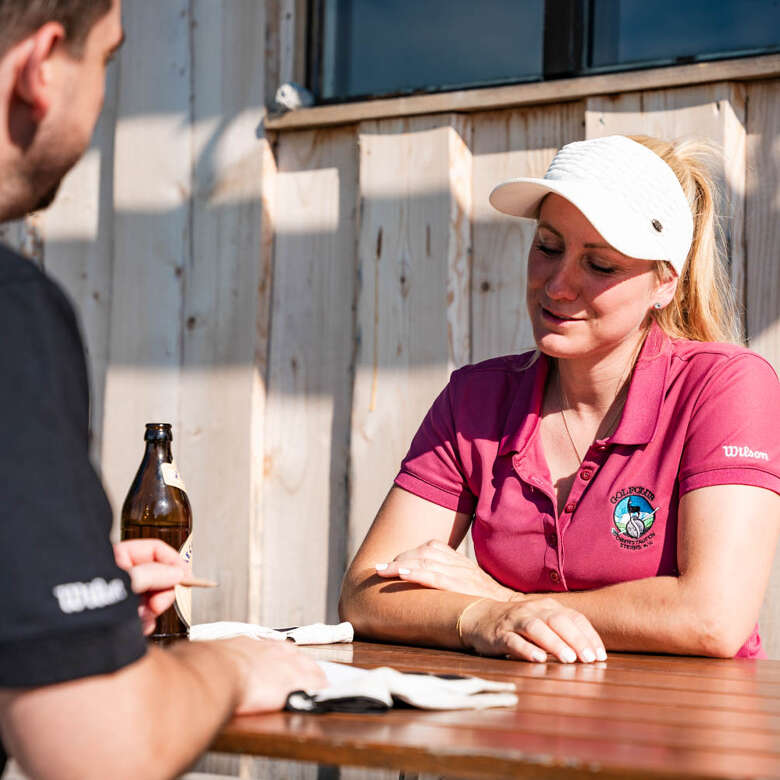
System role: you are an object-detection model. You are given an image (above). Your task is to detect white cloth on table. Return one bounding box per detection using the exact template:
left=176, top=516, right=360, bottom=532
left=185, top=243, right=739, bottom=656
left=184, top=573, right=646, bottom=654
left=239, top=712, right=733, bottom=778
left=189, top=621, right=354, bottom=645
left=285, top=660, right=518, bottom=712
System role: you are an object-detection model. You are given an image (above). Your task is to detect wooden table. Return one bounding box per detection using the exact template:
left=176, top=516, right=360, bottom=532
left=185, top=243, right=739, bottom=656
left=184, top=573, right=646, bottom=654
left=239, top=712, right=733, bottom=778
left=211, top=641, right=780, bottom=779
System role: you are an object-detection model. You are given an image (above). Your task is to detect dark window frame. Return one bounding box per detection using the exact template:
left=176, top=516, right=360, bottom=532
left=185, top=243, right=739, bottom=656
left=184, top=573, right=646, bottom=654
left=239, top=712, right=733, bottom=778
left=307, top=0, right=780, bottom=104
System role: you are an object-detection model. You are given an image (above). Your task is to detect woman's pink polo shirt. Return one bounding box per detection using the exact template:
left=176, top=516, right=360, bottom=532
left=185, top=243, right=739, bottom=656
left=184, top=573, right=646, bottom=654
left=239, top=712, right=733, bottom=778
left=395, top=322, right=780, bottom=658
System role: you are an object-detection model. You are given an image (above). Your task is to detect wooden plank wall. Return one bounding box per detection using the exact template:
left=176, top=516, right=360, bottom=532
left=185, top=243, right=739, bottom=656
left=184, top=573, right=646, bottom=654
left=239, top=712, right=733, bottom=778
left=264, top=85, right=780, bottom=669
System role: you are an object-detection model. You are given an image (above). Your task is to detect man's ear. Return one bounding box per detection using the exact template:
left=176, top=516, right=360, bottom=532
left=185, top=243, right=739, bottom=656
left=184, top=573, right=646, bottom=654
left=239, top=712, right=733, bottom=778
left=13, top=23, right=67, bottom=122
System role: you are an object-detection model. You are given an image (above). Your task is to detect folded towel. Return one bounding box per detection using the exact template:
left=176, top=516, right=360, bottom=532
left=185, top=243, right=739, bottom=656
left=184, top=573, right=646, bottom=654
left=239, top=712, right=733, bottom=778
left=286, top=660, right=518, bottom=712
left=189, top=621, right=354, bottom=645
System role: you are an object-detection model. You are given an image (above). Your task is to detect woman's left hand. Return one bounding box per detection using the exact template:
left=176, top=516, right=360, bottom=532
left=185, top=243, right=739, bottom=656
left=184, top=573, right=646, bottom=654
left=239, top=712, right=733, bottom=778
left=374, top=539, right=519, bottom=601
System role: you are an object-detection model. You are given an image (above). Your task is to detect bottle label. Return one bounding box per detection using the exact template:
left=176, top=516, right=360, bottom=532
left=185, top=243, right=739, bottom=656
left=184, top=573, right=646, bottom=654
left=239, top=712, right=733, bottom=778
left=161, top=462, right=187, bottom=492
left=174, top=533, right=193, bottom=628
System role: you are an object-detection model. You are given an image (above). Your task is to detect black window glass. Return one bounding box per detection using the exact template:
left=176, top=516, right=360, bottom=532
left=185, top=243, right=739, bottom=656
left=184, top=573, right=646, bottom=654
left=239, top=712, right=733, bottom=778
left=590, top=0, right=780, bottom=69
left=318, top=0, right=544, bottom=101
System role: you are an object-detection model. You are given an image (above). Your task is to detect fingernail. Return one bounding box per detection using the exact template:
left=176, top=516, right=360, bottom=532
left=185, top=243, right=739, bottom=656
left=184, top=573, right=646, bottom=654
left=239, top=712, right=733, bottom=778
left=532, top=649, right=547, bottom=663
left=562, top=648, right=577, bottom=663
left=374, top=563, right=388, bottom=571
left=596, top=648, right=607, bottom=661
left=582, top=648, right=596, bottom=663
left=398, top=567, right=411, bottom=575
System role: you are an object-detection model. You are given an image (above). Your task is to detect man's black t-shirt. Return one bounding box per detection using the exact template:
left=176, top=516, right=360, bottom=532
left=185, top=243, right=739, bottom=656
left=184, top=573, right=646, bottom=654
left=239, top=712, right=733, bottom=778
left=0, top=243, right=146, bottom=772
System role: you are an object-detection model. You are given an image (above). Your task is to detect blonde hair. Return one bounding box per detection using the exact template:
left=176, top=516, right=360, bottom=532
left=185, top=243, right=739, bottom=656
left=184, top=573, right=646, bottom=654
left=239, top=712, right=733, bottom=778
left=629, top=135, right=741, bottom=344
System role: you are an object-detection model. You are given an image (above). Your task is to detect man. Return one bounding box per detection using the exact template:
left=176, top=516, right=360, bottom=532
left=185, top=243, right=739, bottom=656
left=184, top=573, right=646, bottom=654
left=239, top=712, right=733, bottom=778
left=0, top=2, right=325, bottom=778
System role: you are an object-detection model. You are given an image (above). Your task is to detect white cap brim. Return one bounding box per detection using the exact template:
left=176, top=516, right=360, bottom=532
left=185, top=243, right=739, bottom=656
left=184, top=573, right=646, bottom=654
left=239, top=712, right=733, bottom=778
left=487, top=136, right=694, bottom=276
left=489, top=178, right=670, bottom=266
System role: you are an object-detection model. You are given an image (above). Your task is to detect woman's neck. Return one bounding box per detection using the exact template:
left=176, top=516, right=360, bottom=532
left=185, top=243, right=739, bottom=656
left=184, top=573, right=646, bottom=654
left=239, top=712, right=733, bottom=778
left=554, top=329, right=647, bottom=416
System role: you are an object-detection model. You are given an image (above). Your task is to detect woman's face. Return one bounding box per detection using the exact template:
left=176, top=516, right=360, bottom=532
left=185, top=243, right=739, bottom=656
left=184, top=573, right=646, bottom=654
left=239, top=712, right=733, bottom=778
left=526, top=194, right=674, bottom=362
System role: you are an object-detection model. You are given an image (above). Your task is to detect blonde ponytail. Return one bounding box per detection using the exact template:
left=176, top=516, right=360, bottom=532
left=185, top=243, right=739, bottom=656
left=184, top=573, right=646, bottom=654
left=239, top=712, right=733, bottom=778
left=629, top=135, right=741, bottom=344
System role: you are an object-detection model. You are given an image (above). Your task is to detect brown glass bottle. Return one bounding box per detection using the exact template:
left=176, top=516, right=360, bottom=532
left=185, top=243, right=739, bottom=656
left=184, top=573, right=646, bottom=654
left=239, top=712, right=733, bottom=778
left=120, top=423, right=192, bottom=644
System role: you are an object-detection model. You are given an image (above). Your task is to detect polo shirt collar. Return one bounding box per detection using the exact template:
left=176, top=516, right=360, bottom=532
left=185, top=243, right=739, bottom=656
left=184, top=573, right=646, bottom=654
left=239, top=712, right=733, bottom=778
left=497, top=322, right=671, bottom=455
left=498, top=354, right=549, bottom=457
left=609, top=321, right=671, bottom=446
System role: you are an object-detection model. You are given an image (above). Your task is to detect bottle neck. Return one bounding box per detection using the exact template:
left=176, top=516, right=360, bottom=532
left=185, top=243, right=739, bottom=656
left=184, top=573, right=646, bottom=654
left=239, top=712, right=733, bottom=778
left=144, top=439, right=173, bottom=464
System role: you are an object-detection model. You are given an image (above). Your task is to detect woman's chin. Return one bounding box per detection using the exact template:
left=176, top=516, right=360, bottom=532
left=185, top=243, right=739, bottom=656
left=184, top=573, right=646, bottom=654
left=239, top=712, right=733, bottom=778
left=533, top=330, right=587, bottom=360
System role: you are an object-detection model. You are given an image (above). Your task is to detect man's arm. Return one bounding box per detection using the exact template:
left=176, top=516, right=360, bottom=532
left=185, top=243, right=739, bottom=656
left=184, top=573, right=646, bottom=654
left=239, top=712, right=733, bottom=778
left=0, top=637, right=325, bottom=780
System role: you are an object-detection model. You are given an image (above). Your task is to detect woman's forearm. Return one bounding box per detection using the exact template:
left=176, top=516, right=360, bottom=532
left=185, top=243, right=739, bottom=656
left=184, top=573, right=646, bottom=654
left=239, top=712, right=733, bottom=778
left=339, top=565, right=479, bottom=649
left=527, top=576, right=754, bottom=657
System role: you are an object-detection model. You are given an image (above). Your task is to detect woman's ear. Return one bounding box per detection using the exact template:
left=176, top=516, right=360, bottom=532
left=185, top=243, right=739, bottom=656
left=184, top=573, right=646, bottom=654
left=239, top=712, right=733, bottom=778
left=653, top=273, right=678, bottom=309
left=12, top=22, right=66, bottom=122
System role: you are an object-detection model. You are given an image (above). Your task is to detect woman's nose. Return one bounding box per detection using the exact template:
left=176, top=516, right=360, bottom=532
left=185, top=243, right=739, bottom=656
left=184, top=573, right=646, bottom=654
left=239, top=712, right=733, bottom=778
left=544, top=257, right=579, bottom=300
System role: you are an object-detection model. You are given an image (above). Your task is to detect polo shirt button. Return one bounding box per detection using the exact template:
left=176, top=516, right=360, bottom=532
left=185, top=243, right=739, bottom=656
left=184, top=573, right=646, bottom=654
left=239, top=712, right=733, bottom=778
left=546, top=533, right=557, bottom=548
left=580, top=469, right=592, bottom=481
left=564, top=501, right=576, bottom=514
left=549, top=570, right=560, bottom=583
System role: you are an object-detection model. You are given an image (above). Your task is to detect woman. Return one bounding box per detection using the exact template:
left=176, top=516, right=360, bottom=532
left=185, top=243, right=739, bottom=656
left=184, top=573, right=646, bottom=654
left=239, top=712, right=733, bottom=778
left=339, top=135, right=780, bottom=664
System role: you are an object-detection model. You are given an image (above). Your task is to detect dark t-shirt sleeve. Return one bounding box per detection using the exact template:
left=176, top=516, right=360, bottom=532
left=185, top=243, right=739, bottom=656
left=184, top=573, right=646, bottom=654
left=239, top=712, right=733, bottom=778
left=0, top=247, right=146, bottom=689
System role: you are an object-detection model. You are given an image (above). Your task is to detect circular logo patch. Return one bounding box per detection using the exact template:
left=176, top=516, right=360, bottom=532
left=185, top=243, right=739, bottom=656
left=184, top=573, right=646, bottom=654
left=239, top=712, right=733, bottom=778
left=612, top=495, right=656, bottom=540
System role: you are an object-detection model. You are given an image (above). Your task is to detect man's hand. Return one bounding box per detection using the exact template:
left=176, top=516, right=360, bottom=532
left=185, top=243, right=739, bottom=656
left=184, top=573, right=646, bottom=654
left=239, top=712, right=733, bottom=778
left=113, top=539, right=187, bottom=635
left=202, top=638, right=328, bottom=713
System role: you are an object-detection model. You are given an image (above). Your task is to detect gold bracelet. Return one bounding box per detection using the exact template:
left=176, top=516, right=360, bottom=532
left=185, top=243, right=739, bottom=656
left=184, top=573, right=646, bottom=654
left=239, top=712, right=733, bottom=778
left=455, top=597, right=489, bottom=649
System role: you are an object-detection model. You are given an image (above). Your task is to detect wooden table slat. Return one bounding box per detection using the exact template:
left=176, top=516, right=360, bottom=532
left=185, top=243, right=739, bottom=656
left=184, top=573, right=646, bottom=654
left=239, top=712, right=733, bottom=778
left=214, top=642, right=780, bottom=780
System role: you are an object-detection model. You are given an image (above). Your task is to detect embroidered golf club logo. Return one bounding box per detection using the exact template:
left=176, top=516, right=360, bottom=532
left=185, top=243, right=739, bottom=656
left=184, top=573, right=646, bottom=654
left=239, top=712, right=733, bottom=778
left=610, top=488, right=658, bottom=550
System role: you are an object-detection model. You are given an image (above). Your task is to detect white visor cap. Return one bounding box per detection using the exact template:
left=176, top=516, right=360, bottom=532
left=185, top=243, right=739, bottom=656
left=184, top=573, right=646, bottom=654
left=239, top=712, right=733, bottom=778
left=489, top=135, right=694, bottom=276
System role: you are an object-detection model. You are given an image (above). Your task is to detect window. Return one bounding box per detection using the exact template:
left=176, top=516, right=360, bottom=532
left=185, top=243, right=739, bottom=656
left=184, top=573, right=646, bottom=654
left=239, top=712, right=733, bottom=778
left=309, top=0, right=780, bottom=103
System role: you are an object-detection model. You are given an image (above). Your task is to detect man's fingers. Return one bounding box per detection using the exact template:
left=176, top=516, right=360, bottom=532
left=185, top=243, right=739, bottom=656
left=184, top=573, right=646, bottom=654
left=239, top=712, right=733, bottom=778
left=114, top=538, right=185, bottom=568
left=128, top=561, right=185, bottom=594
left=144, top=589, right=177, bottom=617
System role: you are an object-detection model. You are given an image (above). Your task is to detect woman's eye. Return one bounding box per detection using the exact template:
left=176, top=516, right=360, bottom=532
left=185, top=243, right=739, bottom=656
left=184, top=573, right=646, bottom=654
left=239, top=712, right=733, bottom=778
left=535, top=243, right=560, bottom=256
left=588, top=259, right=616, bottom=274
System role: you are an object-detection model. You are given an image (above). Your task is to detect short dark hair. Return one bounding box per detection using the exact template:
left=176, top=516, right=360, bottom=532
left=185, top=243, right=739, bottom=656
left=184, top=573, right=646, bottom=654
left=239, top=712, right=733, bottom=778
left=0, top=0, right=112, bottom=58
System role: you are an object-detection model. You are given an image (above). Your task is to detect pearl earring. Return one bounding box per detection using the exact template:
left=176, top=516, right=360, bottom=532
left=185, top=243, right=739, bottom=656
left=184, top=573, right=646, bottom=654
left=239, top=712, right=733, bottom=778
left=653, top=302, right=663, bottom=310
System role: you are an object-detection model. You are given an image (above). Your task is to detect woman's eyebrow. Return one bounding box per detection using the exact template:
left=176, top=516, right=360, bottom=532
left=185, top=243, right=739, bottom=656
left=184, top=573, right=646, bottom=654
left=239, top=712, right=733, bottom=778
left=538, top=221, right=614, bottom=251
left=537, top=221, right=562, bottom=237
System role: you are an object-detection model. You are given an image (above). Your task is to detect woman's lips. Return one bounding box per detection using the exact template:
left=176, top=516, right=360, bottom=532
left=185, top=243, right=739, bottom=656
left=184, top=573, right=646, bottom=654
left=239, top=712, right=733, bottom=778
left=540, top=305, right=581, bottom=323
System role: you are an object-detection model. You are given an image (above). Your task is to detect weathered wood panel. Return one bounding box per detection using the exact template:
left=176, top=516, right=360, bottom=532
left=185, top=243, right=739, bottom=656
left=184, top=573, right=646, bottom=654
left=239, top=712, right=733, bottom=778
left=349, top=115, right=472, bottom=562
left=585, top=83, right=748, bottom=334
left=261, top=126, right=358, bottom=629
left=747, top=79, right=780, bottom=660
left=470, top=103, right=584, bottom=363
left=180, top=4, right=267, bottom=776
left=178, top=0, right=266, bottom=626
left=100, top=0, right=192, bottom=520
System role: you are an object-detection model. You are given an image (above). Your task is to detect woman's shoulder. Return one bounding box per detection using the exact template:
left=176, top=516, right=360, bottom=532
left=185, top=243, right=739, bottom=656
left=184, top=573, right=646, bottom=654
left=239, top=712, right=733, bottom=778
left=444, top=350, right=541, bottom=410
left=669, top=338, right=779, bottom=393
left=450, top=350, right=541, bottom=384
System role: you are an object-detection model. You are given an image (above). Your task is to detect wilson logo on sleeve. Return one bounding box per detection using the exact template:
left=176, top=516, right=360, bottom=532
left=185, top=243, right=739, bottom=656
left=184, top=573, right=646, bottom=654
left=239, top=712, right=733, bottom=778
left=53, top=578, right=128, bottom=614
left=722, top=445, right=769, bottom=461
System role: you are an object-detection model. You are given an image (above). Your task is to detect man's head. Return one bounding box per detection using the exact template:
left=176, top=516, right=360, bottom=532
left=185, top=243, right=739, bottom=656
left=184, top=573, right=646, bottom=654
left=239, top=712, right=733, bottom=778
left=0, top=0, right=123, bottom=221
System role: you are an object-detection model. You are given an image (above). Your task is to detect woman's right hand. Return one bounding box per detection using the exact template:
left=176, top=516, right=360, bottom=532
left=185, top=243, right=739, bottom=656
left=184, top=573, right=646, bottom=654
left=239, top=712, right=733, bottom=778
left=459, top=597, right=606, bottom=664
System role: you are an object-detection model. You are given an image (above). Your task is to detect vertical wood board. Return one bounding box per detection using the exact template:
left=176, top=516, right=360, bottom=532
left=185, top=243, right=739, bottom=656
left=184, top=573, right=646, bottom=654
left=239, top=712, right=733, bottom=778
left=101, top=0, right=192, bottom=522
left=179, top=0, right=265, bottom=633
left=471, top=103, right=585, bottom=364
left=349, top=115, right=472, bottom=562
left=261, top=126, right=358, bottom=628
left=747, top=79, right=780, bottom=660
